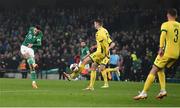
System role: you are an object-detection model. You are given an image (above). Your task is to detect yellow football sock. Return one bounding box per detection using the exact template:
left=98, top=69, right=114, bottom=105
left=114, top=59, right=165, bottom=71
left=143, top=73, right=155, bottom=92
left=106, top=68, right=117, bottom=72
left=102, top=69, right=108, bottom=85
left=89, top=71, right=96, bottom=88
left=70, top=72, right=77, bottom=78
left=107, top=71, right=112, bottom=80
left=106, top=68, right=117, bottom=79
left=157, top=70, right=166, bottom=91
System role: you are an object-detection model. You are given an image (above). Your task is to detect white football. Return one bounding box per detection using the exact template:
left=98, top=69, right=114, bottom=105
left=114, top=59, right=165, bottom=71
left=70, top=63, right=79, bottom=71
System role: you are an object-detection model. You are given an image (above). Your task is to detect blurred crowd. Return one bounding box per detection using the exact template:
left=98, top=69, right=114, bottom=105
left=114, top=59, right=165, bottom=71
left=0, top=7, right=179, bottom=81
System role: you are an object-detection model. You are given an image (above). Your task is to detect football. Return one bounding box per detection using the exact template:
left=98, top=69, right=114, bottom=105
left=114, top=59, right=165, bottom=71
left=70, top=63, right=79, bottom=71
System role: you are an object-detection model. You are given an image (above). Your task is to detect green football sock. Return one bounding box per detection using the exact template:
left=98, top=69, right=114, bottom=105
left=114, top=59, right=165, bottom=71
left=31, top=71, right=36, bottom=81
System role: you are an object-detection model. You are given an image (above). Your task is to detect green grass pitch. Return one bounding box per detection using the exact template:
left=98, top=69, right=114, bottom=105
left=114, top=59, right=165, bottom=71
left=0, top=78, right=180, bottom=107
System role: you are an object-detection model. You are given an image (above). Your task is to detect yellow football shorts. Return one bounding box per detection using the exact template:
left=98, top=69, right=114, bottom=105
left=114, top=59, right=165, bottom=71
left=90, top=51, right=105, bottom=64
left=100, top=57, right=110, bottom=65
left=154, top=55, right=177, bottom=69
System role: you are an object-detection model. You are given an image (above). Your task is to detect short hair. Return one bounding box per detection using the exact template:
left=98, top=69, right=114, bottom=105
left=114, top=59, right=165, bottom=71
left=81, top=40, right=85, bottom=43
left=94, top=19, right=103, bottom=26
left=35, top=25, right=41, bottom=30
left=80, top=38, right=85, bottom=42
left=167, top=8, right=178, bottom=17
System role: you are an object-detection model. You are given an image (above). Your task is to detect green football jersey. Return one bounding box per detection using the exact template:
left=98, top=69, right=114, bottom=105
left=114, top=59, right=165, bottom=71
left=22, top=27, right=43, bottom=50
left=80, top=46, right=89, bottom=60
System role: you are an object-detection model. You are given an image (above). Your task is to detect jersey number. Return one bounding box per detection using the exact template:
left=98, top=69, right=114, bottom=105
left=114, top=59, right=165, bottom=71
left=174, top=29, right=179, bottom=43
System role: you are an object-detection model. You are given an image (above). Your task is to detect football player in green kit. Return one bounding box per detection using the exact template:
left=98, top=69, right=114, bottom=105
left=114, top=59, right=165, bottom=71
left=20, top=25, right=43, bottom=89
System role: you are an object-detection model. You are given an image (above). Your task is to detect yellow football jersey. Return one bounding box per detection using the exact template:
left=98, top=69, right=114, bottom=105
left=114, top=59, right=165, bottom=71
left=161, top=21, right=180, bottom=59
left=96, top=27, right=109, bottom=56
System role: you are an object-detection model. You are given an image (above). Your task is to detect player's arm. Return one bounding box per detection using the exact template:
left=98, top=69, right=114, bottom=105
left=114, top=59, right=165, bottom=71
left=107, top=34, right=115, bottom=50
left=82, top=48, right=90, bottom=60
left=159, top=23, right=167, bottom=57
left=90, top=45, right=97, bottom=53
left=86, top=47, right=90, bottom=55
left=27, top=43, right=33, bottom=48
left=33, top=32, right=43, bottom=47
left=160, top=31, right=166, bottom=48
left=83, top=52, right=90, bottom=60
left=109, top=42, right=115, bottom=50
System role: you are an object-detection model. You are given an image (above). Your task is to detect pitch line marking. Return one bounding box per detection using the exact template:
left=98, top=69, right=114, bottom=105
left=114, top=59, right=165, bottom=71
left=0, top=90, right=49, bottom=93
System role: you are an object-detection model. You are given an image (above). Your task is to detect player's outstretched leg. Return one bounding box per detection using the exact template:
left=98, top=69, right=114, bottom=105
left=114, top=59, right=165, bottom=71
left=133, top=65, right=159, bottom=100
left=63, top=64, right=85, bottom=81
left=63, top=72, right=72, bottom=81
left=27, top=57, right=38, bottom=89
left=106, top=67, right=120, bottom=77
left=64, top=56, right=92, bottom=81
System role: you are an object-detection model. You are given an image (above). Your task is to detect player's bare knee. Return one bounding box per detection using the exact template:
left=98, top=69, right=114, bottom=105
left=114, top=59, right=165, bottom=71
left=91, top=63, right=98, bottom=71
left=23, top=54, right=28, bottom=59
left=150, top=65, right=160, bottom=74
left=99, top=65, right=106, bottom=72
left=30, top=65, right=35, bottom=71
